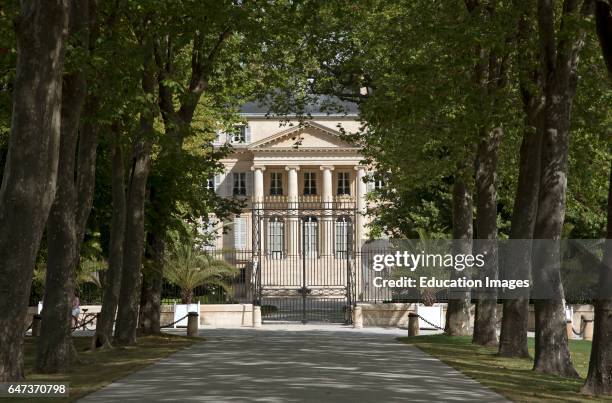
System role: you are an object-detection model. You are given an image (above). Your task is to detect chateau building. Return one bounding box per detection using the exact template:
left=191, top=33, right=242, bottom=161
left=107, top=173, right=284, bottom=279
left=207, top=98, right=375, bottom=322
left=208, top=99, right=371, bottom=252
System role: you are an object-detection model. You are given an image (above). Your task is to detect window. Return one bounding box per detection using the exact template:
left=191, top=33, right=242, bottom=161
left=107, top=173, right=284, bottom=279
left=206, top=175, right=215, bottom=191
left=230, top=125, right=250, bottom=144
left=374, top=179, right=385, bottom=190
left=234, top=216, right=247, bottom=250
left=270, top=172, right=283, bottom=195
left=268, top=217, right=284, bottom=259
left=303, top=216, right=318, bottom=257
left=335, top=217, right=351, bottom=258
left=304, top=172, right=317, bottom=195
left=233, top=172, right=247, bottom=196
left=337, top=172, right=351, bottom=195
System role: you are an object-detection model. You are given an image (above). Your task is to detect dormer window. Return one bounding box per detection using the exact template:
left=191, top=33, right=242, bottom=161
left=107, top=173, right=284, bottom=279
left=230, top=125, right=250, bottom=144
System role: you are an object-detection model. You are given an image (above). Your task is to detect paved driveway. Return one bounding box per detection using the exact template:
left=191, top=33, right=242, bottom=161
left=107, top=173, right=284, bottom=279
left=78, top=326, right=507, bottom=402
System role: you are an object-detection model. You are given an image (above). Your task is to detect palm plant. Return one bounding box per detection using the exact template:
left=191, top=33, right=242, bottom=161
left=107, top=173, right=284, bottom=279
left=163, top=238, right=239, bottom=304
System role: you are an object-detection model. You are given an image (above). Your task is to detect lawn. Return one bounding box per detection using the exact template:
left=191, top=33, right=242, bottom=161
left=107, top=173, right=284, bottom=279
left=398, top=335, right=610, bottom=402
left=0, top=333, right=200, bottom=403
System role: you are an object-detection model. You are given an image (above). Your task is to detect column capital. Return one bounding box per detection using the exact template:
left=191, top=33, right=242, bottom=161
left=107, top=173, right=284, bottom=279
left=285, top=165, right=300, bottom=171
left=251, top=165, right=266, bottom=172
left=353, top=165, right=367, bottom=172
left=319, top=165, right=335, bottom=171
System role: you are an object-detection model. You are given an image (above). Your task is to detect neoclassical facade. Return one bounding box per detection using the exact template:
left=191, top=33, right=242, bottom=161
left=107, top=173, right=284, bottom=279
left=208, top=103, right=371, bottom=254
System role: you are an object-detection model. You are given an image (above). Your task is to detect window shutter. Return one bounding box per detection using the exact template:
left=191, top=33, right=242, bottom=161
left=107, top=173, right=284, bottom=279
left=234, top=217, right=247, bottom=250
left=246, top=171, right=253, bottom=195
left=214, top=174, right=221, bottom=193
left=226, top=171, right=234, bottom=196
left=245, top=125, right=251, bottom=143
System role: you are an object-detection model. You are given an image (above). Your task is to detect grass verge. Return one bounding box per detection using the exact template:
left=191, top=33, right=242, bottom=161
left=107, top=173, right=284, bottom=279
left=398, top=335, right=611, bottom=402
left=0, top=333, right=200, bottom=403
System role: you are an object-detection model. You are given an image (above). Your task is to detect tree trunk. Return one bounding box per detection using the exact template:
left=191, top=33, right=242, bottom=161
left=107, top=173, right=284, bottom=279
left=114, top=45, right=155, bottom=345
left=0, top=1, right=69, bottom=381
left=531, top=0, right=590, bottom=378
left=472, top=127, right=502, bottom=347
left=582, top=158, right=612, bottom=395
left=139, top=232, right=164, bottom=335
left=445, top=168, right=473, bottom=336
left=498, top=3, right=544, bottom=358
left=36, top=0, right=90, bottom=373
left=94, top=133, right=125, bottom=349
left=581, top=1, right=612, bottom=395
left=498, top=128, right=542, bottom=358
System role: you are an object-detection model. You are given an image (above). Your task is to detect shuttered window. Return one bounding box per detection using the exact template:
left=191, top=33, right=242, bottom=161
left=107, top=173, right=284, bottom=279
left=337, top=172, right=350, bottom=195
left=268, top=217, right=284, bottom=259
left=335, top=217, right=351, bottom=258
left=304, top=172, right=317, bottom=195
left=234, top=216, right=247, bottom=250
left=303, top=216, right=318, bottom=257
left=270, top=172, right=283, bottom=195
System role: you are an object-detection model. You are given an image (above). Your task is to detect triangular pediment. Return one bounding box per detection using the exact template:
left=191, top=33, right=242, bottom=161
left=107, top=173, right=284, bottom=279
left=248, top=121, right=357, bottom=150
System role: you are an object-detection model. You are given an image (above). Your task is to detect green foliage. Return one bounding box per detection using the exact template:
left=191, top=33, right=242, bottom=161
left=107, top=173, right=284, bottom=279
left=163, top=234, right=239, bottom=304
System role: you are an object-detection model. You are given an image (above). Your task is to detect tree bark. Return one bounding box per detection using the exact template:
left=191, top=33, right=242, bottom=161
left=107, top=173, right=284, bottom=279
left=582, top=159, right=612, bottom=395
left=94, top=132, right=125, bottom=349
left=581, top=1, right=612, bottom=395
left=472, top=127, right=502, bottom=347
left=114, top=44, right=155, bottom=345
left=0, top=0, right=69, bottom=381
left=139, top=232, right=164, bottom=335
left=498, top=129, right=542, bottom=358
left=445, top=167, right=473, bottom=336
left=36, top=0, right=91, bottom=373
left=531, top=0, right=591, bottom=378
left=137, top=30, right=230, bottom=333
left=498, top=5, right=544, bottom=358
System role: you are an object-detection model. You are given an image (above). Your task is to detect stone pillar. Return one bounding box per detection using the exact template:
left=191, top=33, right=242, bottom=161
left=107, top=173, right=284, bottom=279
left=353, top=305, right=363, bottom=329
left=253, top=305, right=262, bottom=328
left=251, top=166, right=265, bottom=258
left=251, top=165, right=265, bottom=205
left=187, top=312, right=199, bottom=337
left=320, top=166, right=334, bottom=256
left=354, top=166, right=367, bottom=248
left=286, top=166, right=300, bottom=256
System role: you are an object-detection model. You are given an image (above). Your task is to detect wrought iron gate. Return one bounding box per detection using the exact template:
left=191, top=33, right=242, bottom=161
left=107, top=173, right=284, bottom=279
left=252, top=200, right=356, bottom=323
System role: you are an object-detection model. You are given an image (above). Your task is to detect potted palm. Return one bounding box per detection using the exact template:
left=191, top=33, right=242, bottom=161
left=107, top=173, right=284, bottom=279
left=164, top=237, right=239, bottom=326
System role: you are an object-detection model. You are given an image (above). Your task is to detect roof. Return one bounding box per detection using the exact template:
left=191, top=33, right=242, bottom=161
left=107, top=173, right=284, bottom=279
left=247, top=121, right=359, bottom=152
left=240, top=94, right=359, bottom=117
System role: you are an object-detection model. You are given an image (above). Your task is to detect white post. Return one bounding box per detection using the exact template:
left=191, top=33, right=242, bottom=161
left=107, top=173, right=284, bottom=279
left=354, top=166, right=367, bottom=247
left=251, top=165, right=265, bottom=204
left=353, top=305, right=363, bottom=329
left=286, top=166, right=300, bottom=256
left=320, top=166, right=334, bottom=256
left=253, top=305, right=262, bottom=328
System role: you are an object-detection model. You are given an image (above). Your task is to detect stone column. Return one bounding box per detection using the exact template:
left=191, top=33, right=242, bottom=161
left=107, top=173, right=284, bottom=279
left=251, top=166, right=266, bottom=258
left=354, top=166, right=367, bottom=248
left=251, top=165, right=265, bottom=205
left=286, top=166, right=300, bottom=256
left=320, top=166, right=334, bottom=256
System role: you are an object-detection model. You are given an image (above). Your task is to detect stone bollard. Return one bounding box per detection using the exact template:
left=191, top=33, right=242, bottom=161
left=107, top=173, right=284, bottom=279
left=582, top=316, right=594, bottom=341
left=31, top=314, right=41, bottom=337
left=353, top=306, right=363, bottom=329
left=408, top=313, right=419, bottom=336
left=187, top=312, right=199, bottom=337
left=566, top=320, right=574, bottom=340
left=253, top=306, right=262, bottom=328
